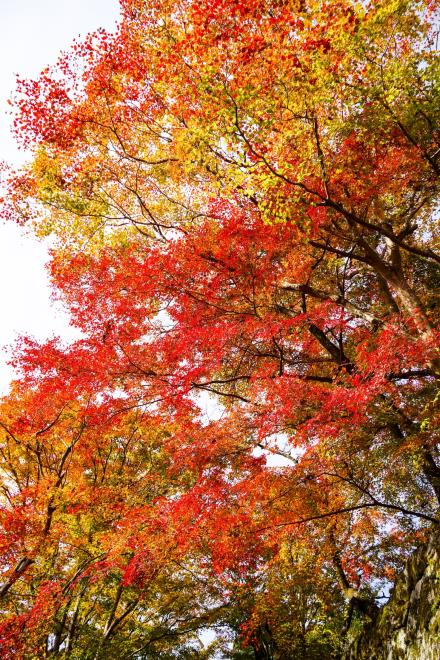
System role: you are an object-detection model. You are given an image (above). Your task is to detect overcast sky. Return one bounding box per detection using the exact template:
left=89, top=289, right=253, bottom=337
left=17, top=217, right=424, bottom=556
left=0, top=0, right=120, bottom=393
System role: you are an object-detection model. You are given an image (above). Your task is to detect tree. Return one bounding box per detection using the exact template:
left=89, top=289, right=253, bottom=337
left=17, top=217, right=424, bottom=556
left=1, top=0, right=439, bottom=656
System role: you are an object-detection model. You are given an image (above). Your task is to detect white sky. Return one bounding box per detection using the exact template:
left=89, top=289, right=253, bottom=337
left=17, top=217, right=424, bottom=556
left=0, top=0, right=120, bottom=393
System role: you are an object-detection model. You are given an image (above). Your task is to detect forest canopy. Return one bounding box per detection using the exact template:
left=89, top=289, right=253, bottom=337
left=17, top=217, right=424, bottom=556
left=0, top=0, right=439, bottom=657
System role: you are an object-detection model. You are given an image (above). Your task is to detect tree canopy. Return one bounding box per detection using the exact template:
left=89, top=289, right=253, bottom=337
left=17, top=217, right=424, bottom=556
left=0, top=0, right=439, bottom=657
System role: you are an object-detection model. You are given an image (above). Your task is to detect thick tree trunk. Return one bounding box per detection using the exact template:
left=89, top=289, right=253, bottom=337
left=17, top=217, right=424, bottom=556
left=421, top=448, right=440, bottom=506
left=252, top=623, right=275, bottom=660
left=360, top=240, right=440, bottom=375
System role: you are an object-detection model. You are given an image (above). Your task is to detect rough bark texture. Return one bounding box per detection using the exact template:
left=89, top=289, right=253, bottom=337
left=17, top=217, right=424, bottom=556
left=344, top=529, right=440, bottom=660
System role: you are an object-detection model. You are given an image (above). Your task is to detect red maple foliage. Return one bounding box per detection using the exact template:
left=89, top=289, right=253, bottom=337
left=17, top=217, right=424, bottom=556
left=0, top=0, right=438, bottom=656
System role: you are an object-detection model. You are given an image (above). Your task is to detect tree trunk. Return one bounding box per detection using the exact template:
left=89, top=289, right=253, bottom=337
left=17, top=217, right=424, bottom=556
left=421, top=447, right=440, bottom=506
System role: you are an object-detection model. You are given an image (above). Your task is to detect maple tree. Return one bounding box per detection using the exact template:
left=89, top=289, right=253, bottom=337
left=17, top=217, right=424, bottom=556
left=1, top=0, right=439, bottom=656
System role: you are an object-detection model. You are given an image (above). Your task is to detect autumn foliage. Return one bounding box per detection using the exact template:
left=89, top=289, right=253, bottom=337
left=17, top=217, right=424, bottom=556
left=0, top=0, right=439, bottom=657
